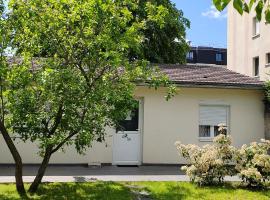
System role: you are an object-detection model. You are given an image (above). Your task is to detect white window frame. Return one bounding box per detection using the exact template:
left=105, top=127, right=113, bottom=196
left=198, top=104, right=230, bottom=142
left=252, top=17, right=260, bottom=38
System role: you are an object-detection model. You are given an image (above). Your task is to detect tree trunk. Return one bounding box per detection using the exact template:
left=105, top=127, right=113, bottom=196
left=28, top=146, right=53, bottom=193
left=0, top=121, right=26, bottom=195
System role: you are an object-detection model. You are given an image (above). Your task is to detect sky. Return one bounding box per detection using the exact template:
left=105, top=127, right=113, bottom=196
left=172, top=0, right=227, bottom=48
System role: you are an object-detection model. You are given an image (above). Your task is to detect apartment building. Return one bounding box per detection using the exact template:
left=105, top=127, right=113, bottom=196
left=228, top=4, right=270, bottom=81
left=186, top=46, right=227, bottom=65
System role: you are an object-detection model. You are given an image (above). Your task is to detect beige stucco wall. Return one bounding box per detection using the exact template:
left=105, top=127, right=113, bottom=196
left=228, top=3, right=270, bottom=81
left=0, top=86, right=265, bottom=164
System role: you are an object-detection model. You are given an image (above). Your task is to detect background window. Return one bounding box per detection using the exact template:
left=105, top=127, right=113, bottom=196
left=253, top=57, right=259, bottom=77
left=199, top=105, right=229, bottom=139
left=253, top=17, right=260, bottom=36
left=266, top=53, right=270, bottom=65
left=216, top=53, right=223, bottom=62
left=186, top=51, right=194, bottom=60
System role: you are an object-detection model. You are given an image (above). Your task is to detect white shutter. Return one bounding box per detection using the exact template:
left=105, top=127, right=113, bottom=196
left=199, top=106, right=227, bottom=126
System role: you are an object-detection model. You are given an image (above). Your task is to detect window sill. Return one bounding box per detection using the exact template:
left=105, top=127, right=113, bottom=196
left=266, top=63, right=270, bottom=67
left=252, top=34, right=260, bottom=39
left=199, top=137, right=213, bottom=142
left=253, top=75, right=260, bottom=79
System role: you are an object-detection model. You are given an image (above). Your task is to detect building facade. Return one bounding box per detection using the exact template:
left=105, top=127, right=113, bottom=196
left=228, top=4, right=270, bottom=81
left=0, top=64, right=264, bottom=165
left=186, top=46, right=227, bottom=65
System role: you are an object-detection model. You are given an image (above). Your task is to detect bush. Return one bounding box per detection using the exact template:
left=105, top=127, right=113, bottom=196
left=235, top=139, right=270, bottom=187
left=175, top=128, right=236, bottom=185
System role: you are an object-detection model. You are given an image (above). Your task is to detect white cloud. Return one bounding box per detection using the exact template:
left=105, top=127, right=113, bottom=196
left=202, top=5, right=227, bottom=19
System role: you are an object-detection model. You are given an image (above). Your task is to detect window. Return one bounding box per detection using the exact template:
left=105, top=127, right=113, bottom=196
left=253, top=17, right=260, bottom=37
left=216, top=53, right=223, bottom=62
left=253, top=57, right=259, bottom=77
left=186, top=51, right=194, bottom=60
left=116, top=106, right=139, bottom=132
left=199, top=105, right=229, bottom=140
left=266, top=53, right=270, bottom=65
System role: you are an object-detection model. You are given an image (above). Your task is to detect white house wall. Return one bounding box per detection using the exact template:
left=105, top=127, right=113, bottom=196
left=0, top=86, right=265, bottom=164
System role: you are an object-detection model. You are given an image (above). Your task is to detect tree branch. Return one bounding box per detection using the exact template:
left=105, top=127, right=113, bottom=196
left=51, top=107, right=89, bottom=154
left=50, top=130, right=78, bottom=154
left=48, top=103, right=64, bottom=136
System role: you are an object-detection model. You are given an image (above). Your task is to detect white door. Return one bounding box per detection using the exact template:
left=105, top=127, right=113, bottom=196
left=113, top=101, right=142, bottom=165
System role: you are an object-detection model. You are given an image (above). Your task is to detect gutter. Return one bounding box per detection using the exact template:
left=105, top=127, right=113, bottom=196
left=137, top=82, right=264, bottom=90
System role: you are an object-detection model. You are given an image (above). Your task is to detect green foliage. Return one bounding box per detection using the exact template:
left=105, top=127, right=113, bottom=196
left=3, top=0, right=177, bottom=156
left=213, top=0, right=270, bottom=23
left=9, top=0, right=189, bottom=64
left=134, top=0, right=190, bottom=64
left=264, top=81, right=270, bottom=102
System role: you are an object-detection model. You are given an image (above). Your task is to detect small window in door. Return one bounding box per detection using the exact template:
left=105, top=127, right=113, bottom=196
left=116, top=108, right=138, bottom=132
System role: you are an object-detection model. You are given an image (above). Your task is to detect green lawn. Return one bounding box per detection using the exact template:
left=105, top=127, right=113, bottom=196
left=0, top=182, right=269, bottom=200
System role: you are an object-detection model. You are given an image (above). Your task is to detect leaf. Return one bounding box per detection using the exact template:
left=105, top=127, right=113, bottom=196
left=221, top=0, right=232, bottom=10
left=233, top=0, right=244, bottom=15
left=265, top=9, right=270, bottom=24
left=249, top=0, right=255, bottom=10
left=213, top=0, right=223, bottom=11
left=255, top=0, right=264, bottom=21
left=243, top=3, right=250, bottom=13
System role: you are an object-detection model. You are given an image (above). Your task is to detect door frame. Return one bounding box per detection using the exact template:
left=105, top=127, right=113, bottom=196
left=112, top=98, right=144, bottom=165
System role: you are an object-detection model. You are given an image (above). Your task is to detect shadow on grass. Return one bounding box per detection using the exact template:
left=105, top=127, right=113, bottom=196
left=36, top=181, right=133, bottom=200
left=0, top=182, right=133, bottom=200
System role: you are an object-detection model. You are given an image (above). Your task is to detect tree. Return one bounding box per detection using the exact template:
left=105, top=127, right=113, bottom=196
left=213, top=0, right=270, bottom=23
left=11, top=0, right=190, bottom=64
left=130, top=0, right=190, bottom=64
left=0, top=0, right=26, bottom=195
left=4, top=0, right=176, bottom=193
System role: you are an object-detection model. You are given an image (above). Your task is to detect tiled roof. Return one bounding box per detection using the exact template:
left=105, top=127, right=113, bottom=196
left=158, top=64, right=264, bottom=89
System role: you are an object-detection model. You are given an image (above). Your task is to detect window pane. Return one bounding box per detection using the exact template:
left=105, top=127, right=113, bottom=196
left=216, top=53, right=222, bottom=62
left=253, top=17, right=260, bottom=36
left=254, top=57, right=259, bottom=76
left=186, top=52, right=193, bottom=60
left=267, top=53, right=270, bottom=64
left=199, top=125, right=210, bottom=137
left=117, top=107, right=139, bottom=132
left=214, top=126, right=227, bottom=136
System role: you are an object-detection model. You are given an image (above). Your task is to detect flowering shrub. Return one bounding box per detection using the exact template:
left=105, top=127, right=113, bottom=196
left=175, top=128, right=236, bottom=185
left=235, top=139, right=270, bottom=187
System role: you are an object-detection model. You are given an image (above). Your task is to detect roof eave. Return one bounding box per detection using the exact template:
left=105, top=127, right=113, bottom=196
left=174, top=83, right=264, bottom=90
left=137, top=81, right=264, bottom=90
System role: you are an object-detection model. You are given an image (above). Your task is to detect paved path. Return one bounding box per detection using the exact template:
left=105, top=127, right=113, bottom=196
left=0, top=165, right=241, bottom=183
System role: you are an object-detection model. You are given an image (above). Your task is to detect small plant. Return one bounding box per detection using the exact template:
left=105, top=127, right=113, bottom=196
left=175, top=125, right=236, bottom=185
left=235, top=139, right=270, bottom=187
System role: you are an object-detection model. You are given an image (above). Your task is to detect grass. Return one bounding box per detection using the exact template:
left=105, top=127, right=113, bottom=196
left=0, top=182, right=269, bottom=200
